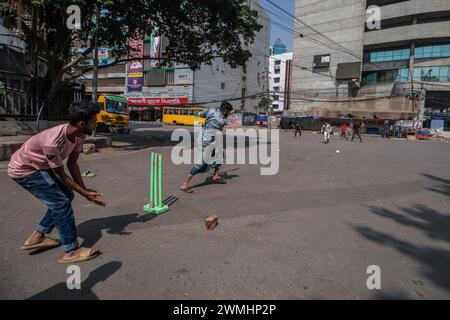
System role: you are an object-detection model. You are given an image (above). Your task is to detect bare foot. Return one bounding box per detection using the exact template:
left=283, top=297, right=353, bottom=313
left=212, top=175, right=223, bottom=181
left=24, top=231, right=45, bottom=246
left=180, top=182, right=193, bottom=193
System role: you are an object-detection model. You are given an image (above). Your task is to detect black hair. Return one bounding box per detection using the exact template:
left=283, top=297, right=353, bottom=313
left=69, top=100, right=99, bottom=125
left=219, top=101, right=233, bottom=113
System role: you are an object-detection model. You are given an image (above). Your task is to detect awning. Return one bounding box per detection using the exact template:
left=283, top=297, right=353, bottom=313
left=336, top=62, right=361, bottom=80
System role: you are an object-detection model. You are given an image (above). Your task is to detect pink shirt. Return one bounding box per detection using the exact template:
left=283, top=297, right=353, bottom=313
left=8, top=124, right=86, bottom=178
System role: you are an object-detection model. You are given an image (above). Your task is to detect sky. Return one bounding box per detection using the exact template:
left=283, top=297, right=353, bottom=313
left=258, top=0, right=296, bottom=52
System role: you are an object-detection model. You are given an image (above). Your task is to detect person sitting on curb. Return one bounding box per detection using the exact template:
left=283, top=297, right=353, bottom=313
left=8, top=100, right=106, bottom=264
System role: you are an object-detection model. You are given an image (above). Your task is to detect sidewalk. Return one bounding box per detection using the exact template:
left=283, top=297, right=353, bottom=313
left=0, top=135, right=112, bottom=161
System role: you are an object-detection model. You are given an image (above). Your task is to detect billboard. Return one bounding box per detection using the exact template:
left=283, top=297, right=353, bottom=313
left=98, top=48, right=108, bottom=66
left=127, top=97, right=188, bottom=106
left=127, top=39, right=144, bottom=92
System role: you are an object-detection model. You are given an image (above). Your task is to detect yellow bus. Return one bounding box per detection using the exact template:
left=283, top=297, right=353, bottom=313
left=96, top=94, right=129, bottom=132
left=162, top=106, right=208, bottom=126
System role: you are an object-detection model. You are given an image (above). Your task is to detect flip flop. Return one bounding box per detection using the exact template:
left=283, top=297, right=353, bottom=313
left=82, top=170, right=96, bottom=178
left=21, top=237, right=61, bottom=251
left=58, top=247, right=101, bottom=264
left=180, top=187, right=194, bottom=193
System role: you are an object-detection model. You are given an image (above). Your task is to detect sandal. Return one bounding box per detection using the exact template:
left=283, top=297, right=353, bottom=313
left=82, top=170, right=96, bottom=178
left=58, top=247, right=101, bottom=264
left=21, top=237, right=61, bottom=251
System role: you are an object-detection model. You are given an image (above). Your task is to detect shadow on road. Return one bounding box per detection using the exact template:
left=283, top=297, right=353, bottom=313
left=190, top=167, right=240, bottom=190
left=77, top=213, right=156, bottom=248
left=422, top=173, right=450, bottom=199
left=27, top=261, right=122, bottom=300
left=353, top=204, right=450, bottom=294
left=111, top=130, right=179, bottom=151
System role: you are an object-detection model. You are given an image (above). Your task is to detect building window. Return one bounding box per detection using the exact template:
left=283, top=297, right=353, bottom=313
left=221, top=82, right=225, bottom=89
left=274, top=60, right=281, bottom=65
left=274, top=68, right=280, bottom=74
left=274, top=86, right=280, bottom=92
left=362, top=68, right=409, bottom=84
left=415, top=44, right=450, bottom=59
left=274, top=77, right=280, bottom=83
left=273, top=95, right=279, bottom=101
left=413, top=66, right=450, bottom=82
left=273, top=104, right=279, bottom=110
left=165, top=70, right=174, bottom=85
left=364, top=48, right=410, bottom=63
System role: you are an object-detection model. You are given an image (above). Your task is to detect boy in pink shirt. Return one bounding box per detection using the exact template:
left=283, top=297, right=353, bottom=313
left=8, top=100, right=106, bottom=264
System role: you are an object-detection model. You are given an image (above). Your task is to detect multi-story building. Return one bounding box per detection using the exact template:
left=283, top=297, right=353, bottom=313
left=81, top=0, right=270, bottom=121
left=269, top=52, right=293, bottom=113
left=80, top=52, right=127, bottom=97
left=271, top=38, right=289, bottom=55
left=291, top=0, right=450, bottom=126
left=127, top=0, right=270, bottom=119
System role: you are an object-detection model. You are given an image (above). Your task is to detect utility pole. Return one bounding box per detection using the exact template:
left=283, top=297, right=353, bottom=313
left=91, top=5, right=100, bottom=137
left=92, top=5, right=100, bottom=105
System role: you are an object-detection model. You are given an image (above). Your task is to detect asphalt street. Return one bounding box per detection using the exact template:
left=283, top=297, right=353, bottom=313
left=0, top=126, right=449, bottom=299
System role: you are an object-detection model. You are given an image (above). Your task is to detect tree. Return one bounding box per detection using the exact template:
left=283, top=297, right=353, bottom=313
left=1, top=0, right=261, bottom=102
left=258, top=96, right=270, bottom=113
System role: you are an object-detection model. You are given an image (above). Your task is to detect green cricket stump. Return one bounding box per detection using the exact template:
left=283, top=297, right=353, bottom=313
left=143, top=152, right=169, bottom=215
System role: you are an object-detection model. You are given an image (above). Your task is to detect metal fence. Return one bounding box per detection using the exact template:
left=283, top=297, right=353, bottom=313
left=0, top=77, right=83, bottom=120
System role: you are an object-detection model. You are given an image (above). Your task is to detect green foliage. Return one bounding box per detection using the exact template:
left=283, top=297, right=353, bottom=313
left=258, top=96, right=270, bottom=113
left=1, top=0, right=262, bottom=90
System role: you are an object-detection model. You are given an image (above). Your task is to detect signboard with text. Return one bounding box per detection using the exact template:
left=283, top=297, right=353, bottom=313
left=127, top=39, right=144, bottom=92
left=127, top=97, right=188, bottom=106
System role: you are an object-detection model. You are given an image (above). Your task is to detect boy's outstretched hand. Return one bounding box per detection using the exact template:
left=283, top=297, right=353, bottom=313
left=84, top=190, right=107, bottom=207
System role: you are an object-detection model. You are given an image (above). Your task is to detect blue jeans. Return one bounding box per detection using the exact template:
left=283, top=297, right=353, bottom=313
left=13, top=170, right=79, bottom=253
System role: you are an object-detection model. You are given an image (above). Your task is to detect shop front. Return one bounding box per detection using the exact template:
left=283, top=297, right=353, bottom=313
left=127, top=96, right=189, bottom=122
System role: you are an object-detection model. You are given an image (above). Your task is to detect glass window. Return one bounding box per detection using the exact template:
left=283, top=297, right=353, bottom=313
left=432, top=45, right=441, bottom=54
left=384, top=51, right=393, bottom=61
left=415, top=47, right=423, bottom=58
left=439, top=67, right=449, bottom=81
left=413, top=66, right=450, bottom=82
left=429, top=68, right=440, bottom=81
left=366, top=48, right=410, bottom=63
left=392, top=51, right=402, bottom=60
left=422, top=46, right=433, bottom=58
left=413, top=68, right=422, bottom=81
left=442, top=44, right=450, bottom=56
left=396, top=68, right=409, bottom=82
left=402, top=49, right=410, bottom=59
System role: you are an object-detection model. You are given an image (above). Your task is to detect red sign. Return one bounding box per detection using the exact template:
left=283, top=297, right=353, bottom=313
left=128, top=97, right=188, bottom=106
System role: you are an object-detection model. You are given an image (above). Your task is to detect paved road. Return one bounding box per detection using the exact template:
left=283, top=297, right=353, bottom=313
left=0, top=127, right=449, bottom=299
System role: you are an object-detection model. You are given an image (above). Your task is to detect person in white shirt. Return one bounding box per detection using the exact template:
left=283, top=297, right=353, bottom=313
left=321, top=121, right=332, bottom=144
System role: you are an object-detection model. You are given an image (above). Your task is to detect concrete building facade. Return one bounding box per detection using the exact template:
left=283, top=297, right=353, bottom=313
left=291, top=0, right=450, bottom=124
left=192, top=0, right=270, bottom=112
left=269, top=52, right=293, bottom=113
